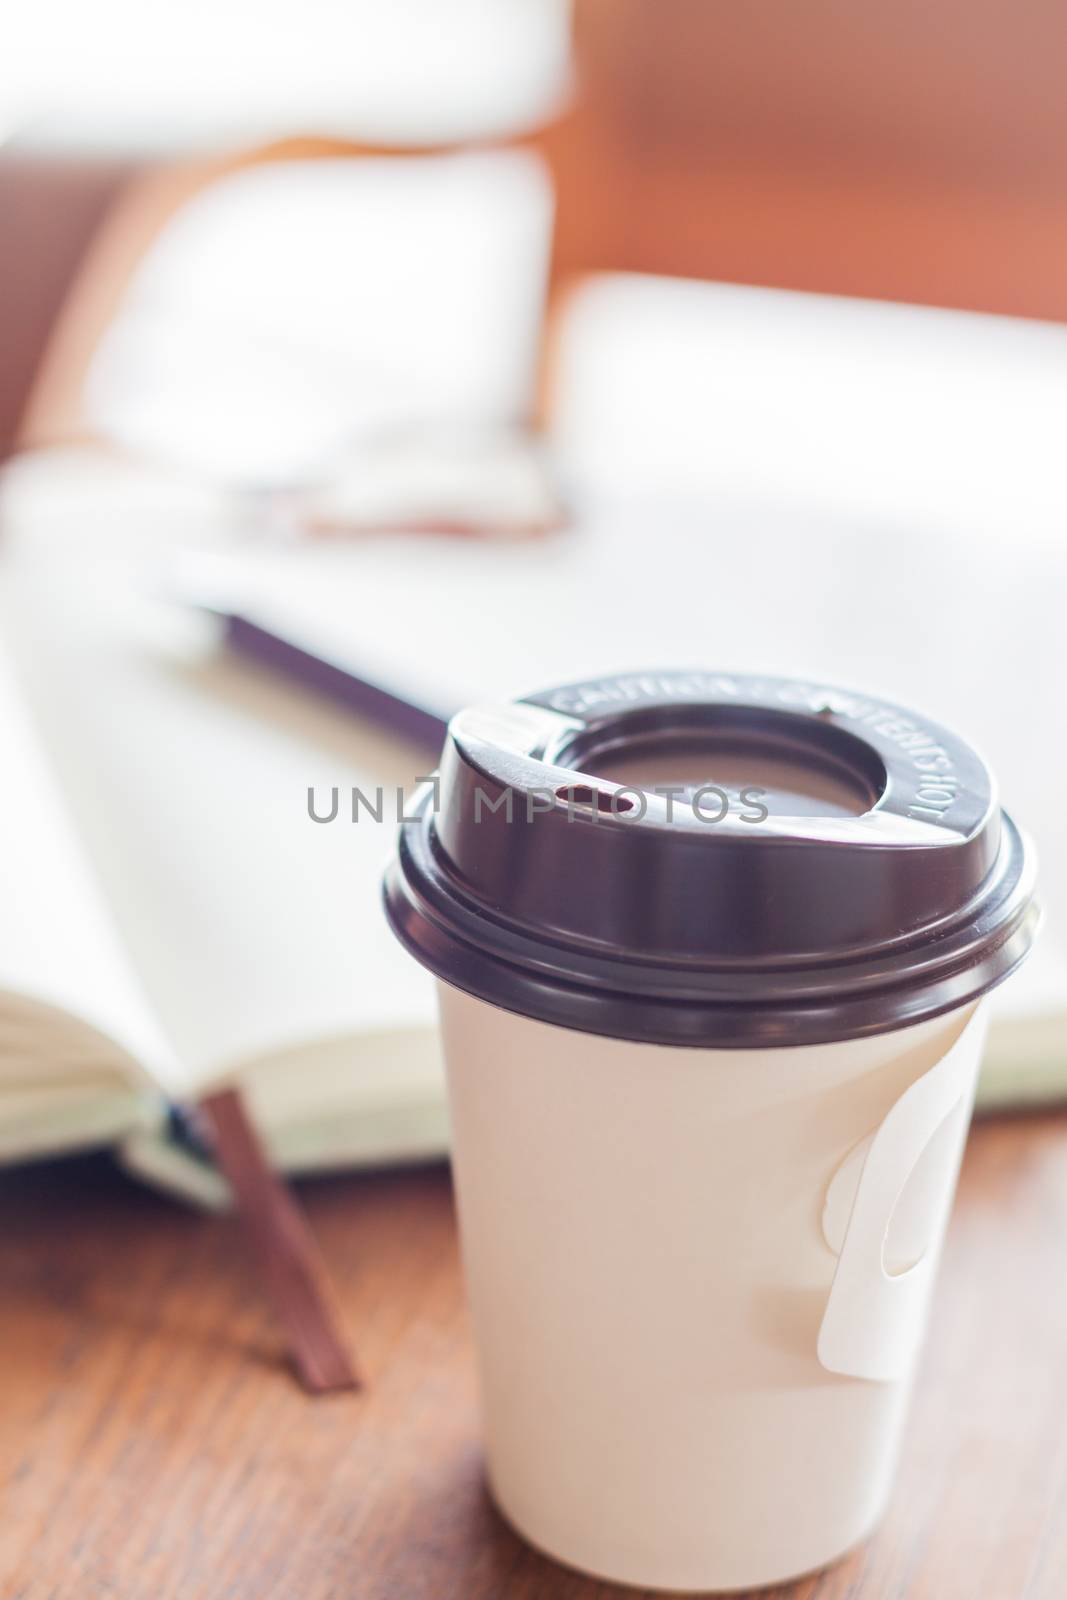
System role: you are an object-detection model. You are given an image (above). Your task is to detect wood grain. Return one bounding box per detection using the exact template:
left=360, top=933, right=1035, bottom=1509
left=2, top=1111, right=1066, bottom=1599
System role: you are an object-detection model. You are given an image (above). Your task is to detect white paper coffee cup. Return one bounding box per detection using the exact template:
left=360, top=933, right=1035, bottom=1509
left=386, top=672, right=1038, bottom=1591
left=439, top=983, right=986, bottom=1590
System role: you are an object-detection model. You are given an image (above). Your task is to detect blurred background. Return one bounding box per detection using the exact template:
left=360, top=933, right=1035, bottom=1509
left=6, top=0, right=1067, bottom=465
left=1, top=0, right=1066, bottom=1181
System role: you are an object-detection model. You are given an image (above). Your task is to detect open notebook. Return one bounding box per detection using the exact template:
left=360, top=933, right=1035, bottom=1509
left=0, top=578, right=444, bottom=1209
left=1, top=472, right=1062, bottom=1220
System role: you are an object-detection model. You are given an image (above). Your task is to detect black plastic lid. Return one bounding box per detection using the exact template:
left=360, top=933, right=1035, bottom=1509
left=384, top=671, right=1039, bottom=1047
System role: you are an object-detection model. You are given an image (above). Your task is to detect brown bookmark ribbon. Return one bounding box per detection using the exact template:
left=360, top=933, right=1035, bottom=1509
left=199, top=1087, right=360, bottom=1394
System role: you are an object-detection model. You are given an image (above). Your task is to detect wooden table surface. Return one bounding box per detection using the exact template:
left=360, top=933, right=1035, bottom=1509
left=3, top=1109, right=1067, bottom=1600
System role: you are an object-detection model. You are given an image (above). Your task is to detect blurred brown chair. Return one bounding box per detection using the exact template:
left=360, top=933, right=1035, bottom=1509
left=0, top=153, right=135, bottom=462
